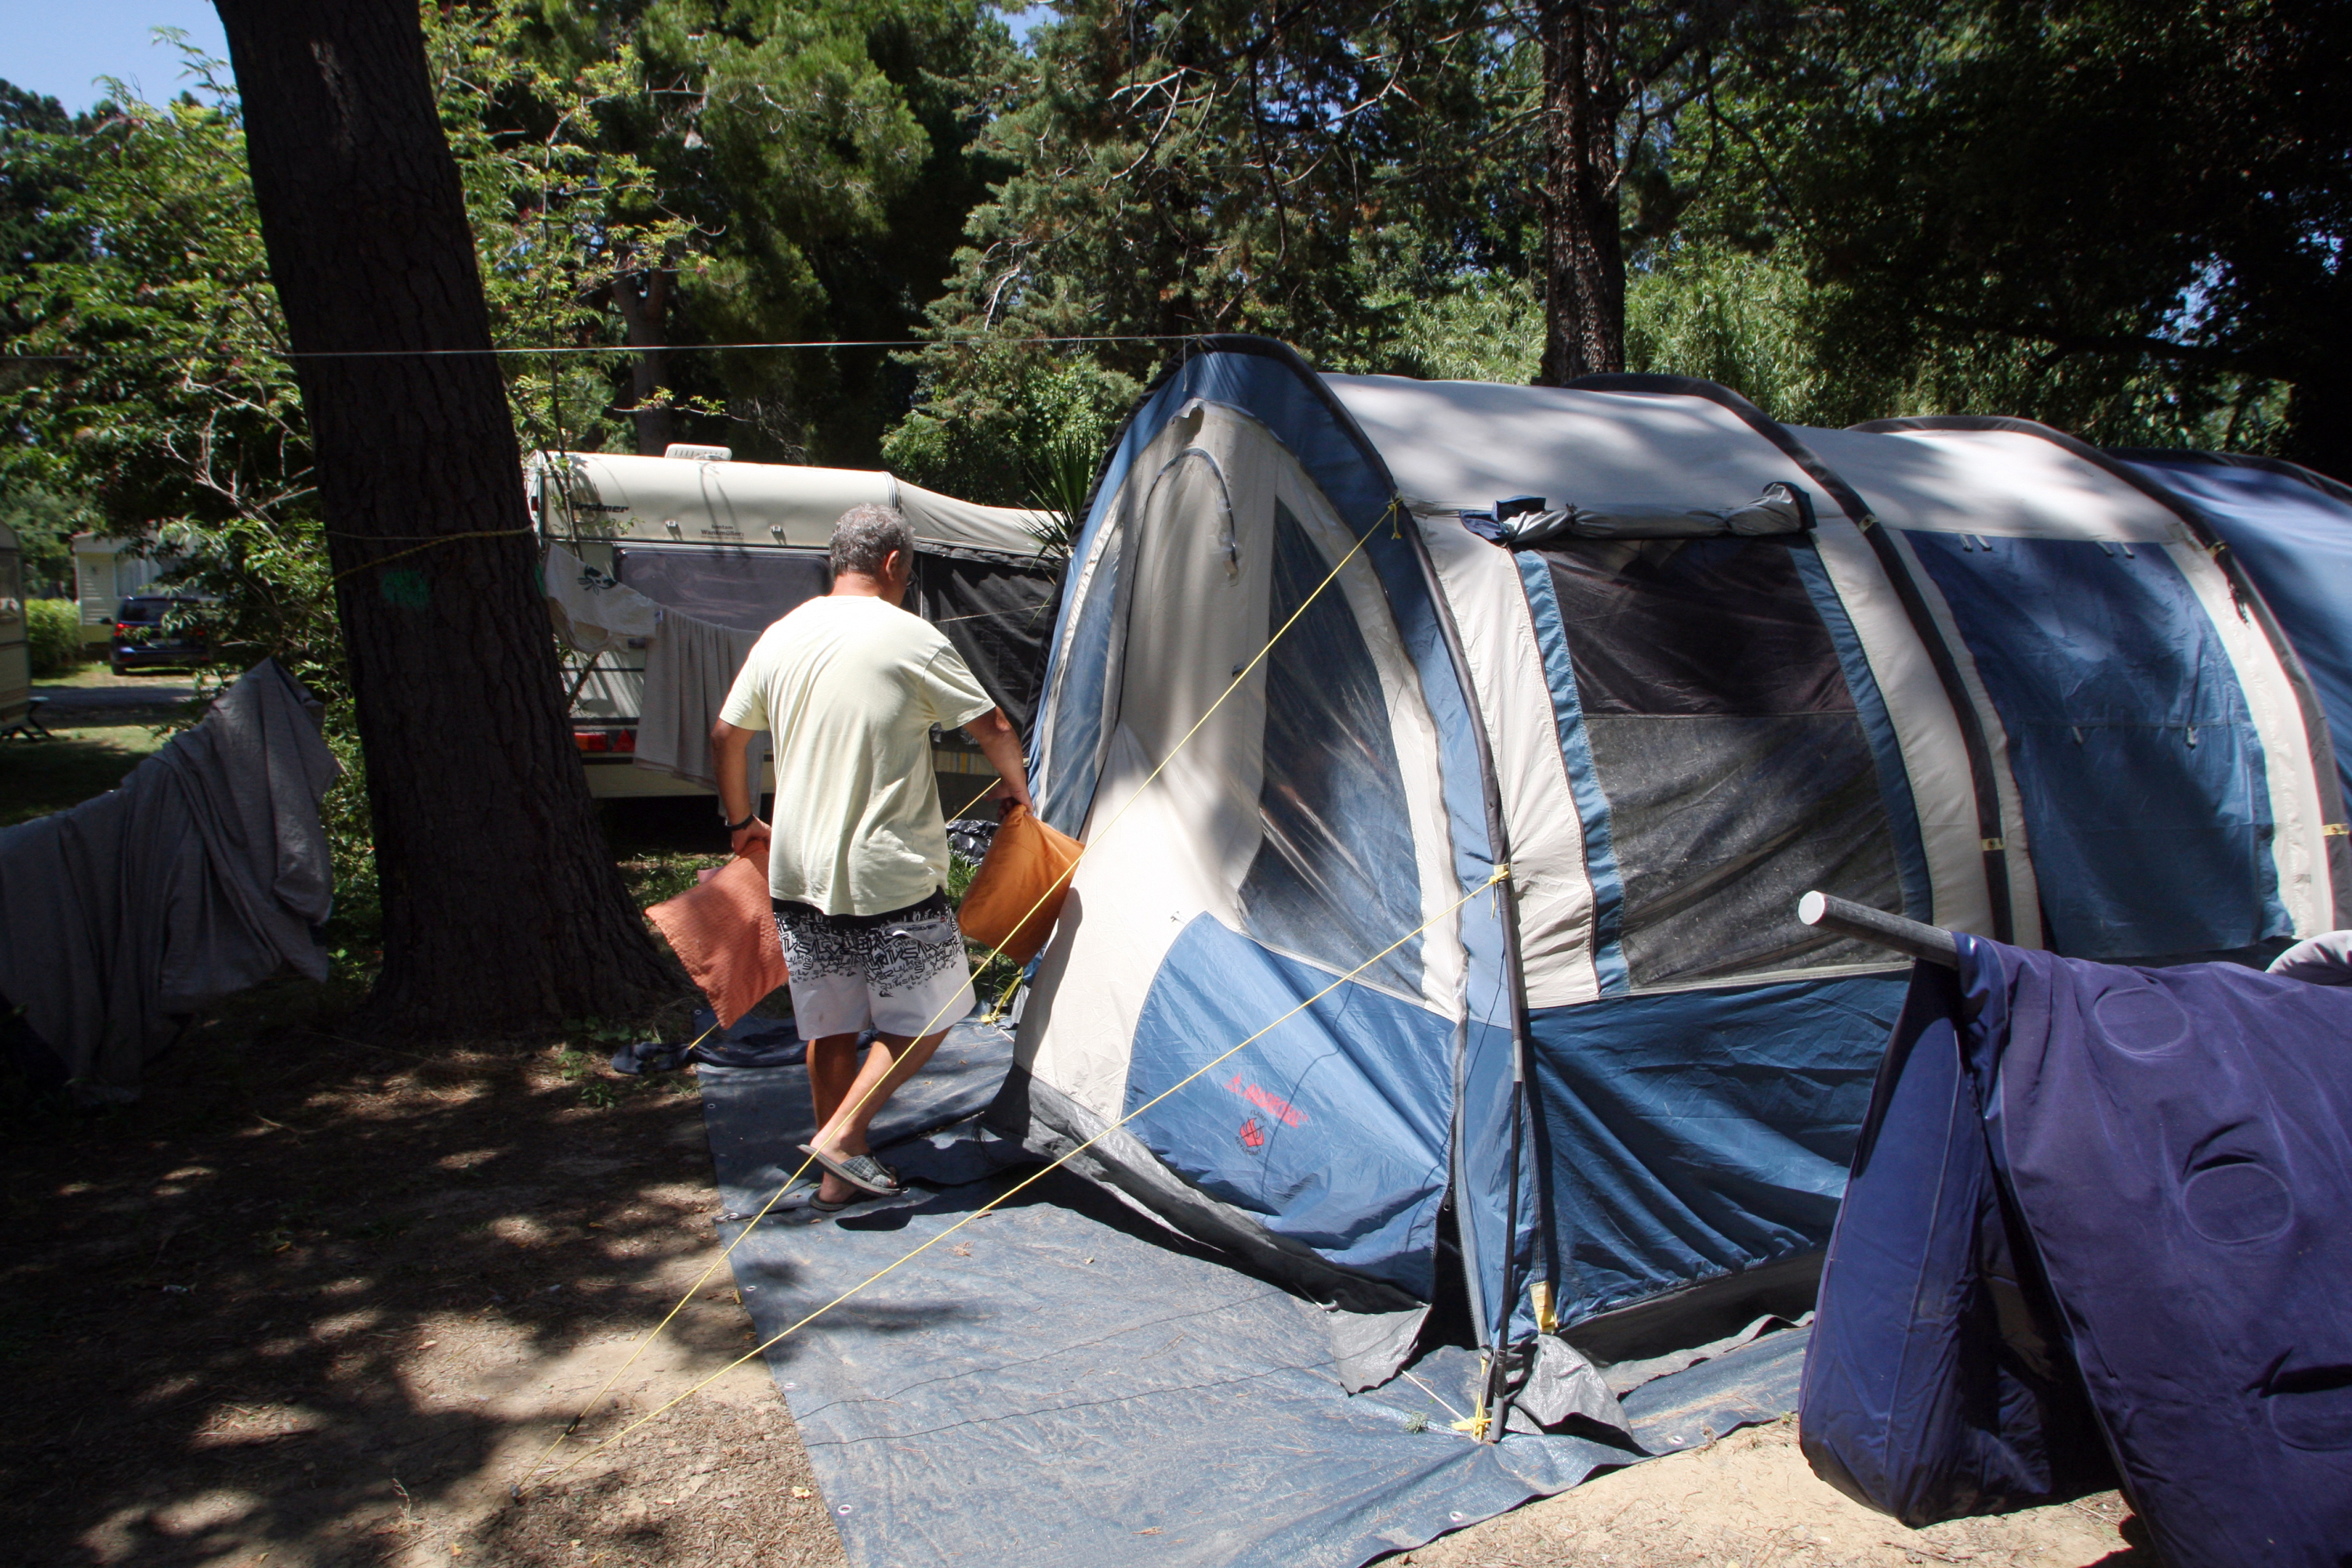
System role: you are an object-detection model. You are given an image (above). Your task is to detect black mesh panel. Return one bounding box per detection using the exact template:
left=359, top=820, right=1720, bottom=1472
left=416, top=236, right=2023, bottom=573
left=1537, top=537, right=1900, bottom=988
left=614, top=545, right=830, bottom=633
left=913, top=555, right=1059, bottom=734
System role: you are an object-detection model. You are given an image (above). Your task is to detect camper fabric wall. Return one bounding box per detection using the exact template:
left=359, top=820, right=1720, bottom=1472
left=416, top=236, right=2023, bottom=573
left=912, top=553, right=1057, bottom=735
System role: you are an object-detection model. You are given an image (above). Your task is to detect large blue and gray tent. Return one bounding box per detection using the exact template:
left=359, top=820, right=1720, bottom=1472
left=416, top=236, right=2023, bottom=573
left=983, top=336, right=2352, bottom=1421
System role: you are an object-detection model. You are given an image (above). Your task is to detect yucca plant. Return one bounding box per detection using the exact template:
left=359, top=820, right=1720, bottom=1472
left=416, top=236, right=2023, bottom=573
left=1018, top=431, right=1099, bottom=564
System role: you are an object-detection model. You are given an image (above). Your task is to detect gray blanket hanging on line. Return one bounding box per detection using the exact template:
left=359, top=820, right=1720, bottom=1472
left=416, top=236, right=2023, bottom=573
left=0, top=659, right=341, bottom=1102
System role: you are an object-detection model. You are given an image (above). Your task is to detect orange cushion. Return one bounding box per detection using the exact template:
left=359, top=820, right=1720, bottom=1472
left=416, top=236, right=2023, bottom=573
left=957, top=805, right=1083, bottom=966
left=645, top=840, right=789, bottom=1029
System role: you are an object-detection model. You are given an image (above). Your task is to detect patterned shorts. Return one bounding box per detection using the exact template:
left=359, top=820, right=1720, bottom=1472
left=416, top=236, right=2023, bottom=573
left=772, top=891, right=975, bottom=1042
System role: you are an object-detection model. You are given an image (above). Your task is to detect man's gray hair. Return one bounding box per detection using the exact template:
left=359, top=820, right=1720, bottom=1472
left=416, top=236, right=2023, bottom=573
left=831, top=503, right=915, bottom=579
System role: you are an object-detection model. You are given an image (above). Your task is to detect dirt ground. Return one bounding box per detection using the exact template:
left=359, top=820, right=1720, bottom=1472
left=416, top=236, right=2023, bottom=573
left=0, top=753, right=2152, bottom=1568
left=1405, top=1420, right=2153, bottom=1568
left=0, top=987, right=850, bottom=1568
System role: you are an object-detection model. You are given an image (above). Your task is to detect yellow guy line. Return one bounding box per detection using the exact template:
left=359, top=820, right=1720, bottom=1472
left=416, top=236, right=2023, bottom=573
left=530, top=863, right=1510, bottom=1494
left=516, top=514, right=1385, bottom=1490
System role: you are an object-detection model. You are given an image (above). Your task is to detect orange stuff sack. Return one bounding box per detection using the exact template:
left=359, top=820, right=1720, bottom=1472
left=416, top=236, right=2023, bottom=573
left=957, top=805, right=1082, bottom=965
left=644, top=840, right=790, bottom=1029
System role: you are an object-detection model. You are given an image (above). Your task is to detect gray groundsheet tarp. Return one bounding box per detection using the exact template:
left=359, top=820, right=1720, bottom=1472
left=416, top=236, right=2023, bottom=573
left=700, top=1020, right=1807, bottom=1568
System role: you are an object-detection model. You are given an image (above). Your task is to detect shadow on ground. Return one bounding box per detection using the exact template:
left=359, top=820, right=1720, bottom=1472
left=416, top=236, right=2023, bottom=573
left=0, top=975, right=847, bottom=1568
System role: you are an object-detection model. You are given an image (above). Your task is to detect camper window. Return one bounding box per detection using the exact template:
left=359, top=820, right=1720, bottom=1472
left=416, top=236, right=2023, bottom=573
left=615, top=544, right=829, bottom=633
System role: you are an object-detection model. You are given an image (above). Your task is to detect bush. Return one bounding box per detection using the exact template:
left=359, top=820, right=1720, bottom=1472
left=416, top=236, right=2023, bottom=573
left=24, top=599, right=82, bottom=677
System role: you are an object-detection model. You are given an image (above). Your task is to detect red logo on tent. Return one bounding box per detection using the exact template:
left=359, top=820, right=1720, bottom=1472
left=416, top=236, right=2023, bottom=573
left=1239, top=1116, right=1266, bottom=1149
left=1225, top=1074, right=1305, bottom=1127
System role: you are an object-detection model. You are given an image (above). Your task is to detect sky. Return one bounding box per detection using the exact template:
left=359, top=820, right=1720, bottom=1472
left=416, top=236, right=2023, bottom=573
left=9, top=3, right=1052, bottom=114
left=9, top=1, right=232, bottom=112
left=5, top=2, right=1056, bottom=116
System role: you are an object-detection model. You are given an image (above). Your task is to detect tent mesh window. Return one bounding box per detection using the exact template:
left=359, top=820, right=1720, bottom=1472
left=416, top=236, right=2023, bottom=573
left=1237, top=503, right=1424, bottom=997
left=1536, top=535, right=1900, bottom=988
left=1037, top=514, right=1131, bottom=830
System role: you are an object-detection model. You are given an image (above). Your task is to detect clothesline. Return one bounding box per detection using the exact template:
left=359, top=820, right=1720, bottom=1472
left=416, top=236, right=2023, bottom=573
left=5, top=332, right=1219, bottom=365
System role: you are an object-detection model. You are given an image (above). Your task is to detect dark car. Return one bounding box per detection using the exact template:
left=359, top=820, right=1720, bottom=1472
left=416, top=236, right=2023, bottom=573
left=111, top=595, right=208, bottom=673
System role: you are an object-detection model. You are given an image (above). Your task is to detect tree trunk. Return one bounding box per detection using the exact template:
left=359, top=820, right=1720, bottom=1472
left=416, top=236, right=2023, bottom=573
left=2283, top=357, right=2351, bottom=485
left=1534, top=0, right=1628, bottom=386
left=612, top=269, right=677, bottom=456
left=213, top=0, right=675, bottom=1032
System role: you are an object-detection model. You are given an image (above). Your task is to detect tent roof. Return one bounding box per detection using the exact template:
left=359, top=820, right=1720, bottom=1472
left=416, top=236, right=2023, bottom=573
left=1317, top=372, right=2194, bottom=546
left=1324, top=374, right=1821, bottom=517
left=1795, top=426, right=2189, bottom=543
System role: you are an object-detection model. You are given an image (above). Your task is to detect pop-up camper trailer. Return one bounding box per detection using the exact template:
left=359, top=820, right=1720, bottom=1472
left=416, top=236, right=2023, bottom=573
left=989, top=336, right=2352, bottom=1418
left=532, top=447, right=1058, bottom=803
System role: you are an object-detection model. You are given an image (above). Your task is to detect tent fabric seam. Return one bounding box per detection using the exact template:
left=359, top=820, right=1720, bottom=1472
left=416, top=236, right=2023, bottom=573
left=1877, top=524, right=2045, bottom=948
left=2156, top=537, right=2320, bottom=935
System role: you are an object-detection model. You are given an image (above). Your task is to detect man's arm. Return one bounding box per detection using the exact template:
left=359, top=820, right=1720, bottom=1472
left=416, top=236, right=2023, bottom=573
left=709, top=718, right=768, bottom=856
left=964, top=707, right=1033, bottom=817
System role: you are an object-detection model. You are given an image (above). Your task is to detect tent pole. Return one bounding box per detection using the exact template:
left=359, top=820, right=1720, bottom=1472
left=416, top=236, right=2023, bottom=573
left=1796, top=890, right=1958, bottom=967
left=1480, top=1047, right=1531, bottom=1441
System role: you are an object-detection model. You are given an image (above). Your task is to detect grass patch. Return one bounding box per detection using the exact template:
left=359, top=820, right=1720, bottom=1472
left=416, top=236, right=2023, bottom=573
left=27, top=663, right=194, bottom=690
left=0, top=724, right=169, bottom=826
left=616, top=850, right=710, bottom=909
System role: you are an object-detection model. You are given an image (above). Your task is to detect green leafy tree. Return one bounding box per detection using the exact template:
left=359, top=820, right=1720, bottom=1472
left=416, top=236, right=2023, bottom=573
left=427, top=0, right=695, bottom=459
left=0, top=60, right=368, bottom=891
left=0, top=487, right=94, bottom=598
left=0, top=35, right=695, bottom=942
left=889, top=0, right=1532, bottom=499
left=493, top=0, right=1014, bottom=465
left=1628, top=0, right=2344, bottom=466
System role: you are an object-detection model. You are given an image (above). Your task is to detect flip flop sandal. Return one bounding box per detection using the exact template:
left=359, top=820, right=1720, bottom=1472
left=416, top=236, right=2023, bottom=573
left=789, top=1192, right=868, bottom=1224
left=799, top=1143, right=902, bottom=1197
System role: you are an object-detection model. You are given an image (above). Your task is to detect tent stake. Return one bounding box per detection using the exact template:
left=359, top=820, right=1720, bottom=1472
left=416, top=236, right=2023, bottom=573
left=1796, top=891, right=1960, bottom=968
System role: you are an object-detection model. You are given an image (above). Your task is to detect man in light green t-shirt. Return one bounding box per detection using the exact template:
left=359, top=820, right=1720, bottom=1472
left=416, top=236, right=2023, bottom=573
left=710, top=503, right=1031, bottom=1213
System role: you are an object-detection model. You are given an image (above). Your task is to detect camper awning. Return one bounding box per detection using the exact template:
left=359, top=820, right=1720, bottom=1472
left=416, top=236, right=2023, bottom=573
left=531, top=452, right=1051, bottom=558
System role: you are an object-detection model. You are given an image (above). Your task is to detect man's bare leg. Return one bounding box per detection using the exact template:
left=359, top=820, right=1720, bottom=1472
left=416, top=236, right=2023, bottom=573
left=805, top=1033, right=864, bottom=1206
left=807, top=1033, right=862, bottom=1129
left=808, top=1029, right=946, bottom=1202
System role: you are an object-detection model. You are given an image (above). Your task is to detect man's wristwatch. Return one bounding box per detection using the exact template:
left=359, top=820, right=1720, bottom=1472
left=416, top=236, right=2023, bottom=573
left=724, top=811, right=758, bottom=833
